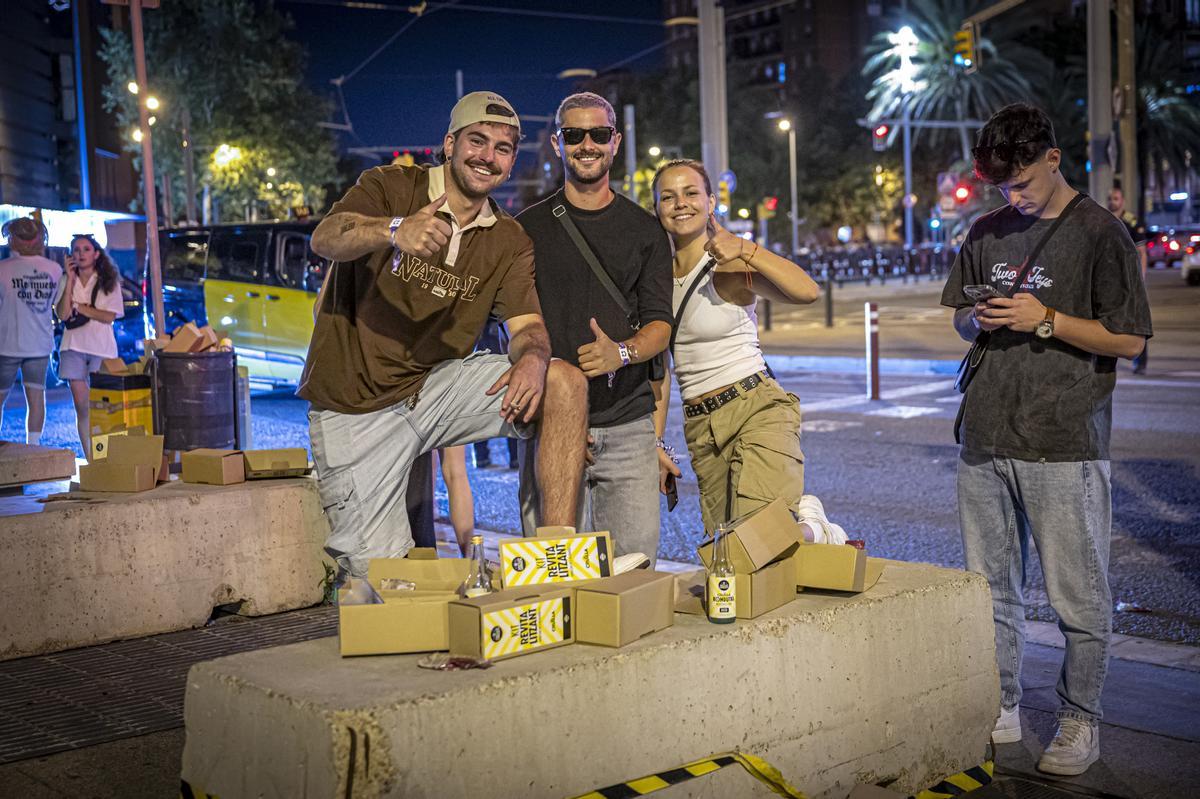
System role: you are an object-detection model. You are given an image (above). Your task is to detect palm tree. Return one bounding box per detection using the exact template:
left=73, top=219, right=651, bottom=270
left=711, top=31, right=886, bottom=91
left=1134, top=23, right=1200, bottom=207
left=863, top=0, right=1048, bottom=161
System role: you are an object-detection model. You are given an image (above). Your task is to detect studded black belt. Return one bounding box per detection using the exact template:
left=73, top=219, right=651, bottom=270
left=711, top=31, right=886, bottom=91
left=684, top=371, right=772, bottom=418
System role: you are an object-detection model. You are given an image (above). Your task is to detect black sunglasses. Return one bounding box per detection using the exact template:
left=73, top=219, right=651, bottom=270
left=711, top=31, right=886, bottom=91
left=971, top=138, right=1039, bottom=162
left=559, top=126, right=615, bottom=146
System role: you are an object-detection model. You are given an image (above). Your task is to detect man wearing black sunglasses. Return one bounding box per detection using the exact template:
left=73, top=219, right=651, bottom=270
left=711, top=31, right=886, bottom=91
left=941, top=103, right=1152, bottom=776
left=515, top=92, right=673, bottom=567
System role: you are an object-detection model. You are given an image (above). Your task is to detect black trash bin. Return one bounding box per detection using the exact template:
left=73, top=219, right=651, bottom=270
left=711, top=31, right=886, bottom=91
left=153, top=350, right=237, bottom=451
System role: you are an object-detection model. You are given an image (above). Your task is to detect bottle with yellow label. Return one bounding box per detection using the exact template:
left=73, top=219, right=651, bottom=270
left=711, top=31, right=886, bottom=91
left=706, top=523, right=736, bottom=623
left=461, top=535, right=493, bottom=598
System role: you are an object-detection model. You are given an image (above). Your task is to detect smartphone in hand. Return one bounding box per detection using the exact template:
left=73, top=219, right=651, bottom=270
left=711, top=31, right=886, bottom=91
left=665, top=472, right=679, bottom=512
left=963, top=283, right=1002, bottom=302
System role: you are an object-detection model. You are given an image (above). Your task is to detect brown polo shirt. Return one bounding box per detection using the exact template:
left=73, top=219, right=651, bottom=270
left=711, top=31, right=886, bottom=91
left=298, top=164, right=540, bottom=414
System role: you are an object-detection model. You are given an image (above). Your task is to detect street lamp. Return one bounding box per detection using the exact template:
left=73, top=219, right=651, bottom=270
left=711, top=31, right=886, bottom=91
left=777, top=118, right=799, bottom=258
left=648, top=145, right=662, bottom=158
left=884, top=24, right=924, bottom=250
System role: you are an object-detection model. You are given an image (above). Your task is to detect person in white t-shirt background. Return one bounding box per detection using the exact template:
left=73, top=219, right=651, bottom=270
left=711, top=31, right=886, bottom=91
left=0, top=217, right=63, bottom=445
left=54, top=234, right=124, bottom=454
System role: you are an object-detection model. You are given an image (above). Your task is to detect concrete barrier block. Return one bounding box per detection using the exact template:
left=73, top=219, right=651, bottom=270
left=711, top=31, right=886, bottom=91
left=0, top=442, right=75, bottom=486
left=180, top=560, right=998, bottom=799
left=0, top=478, right=330, bottom=660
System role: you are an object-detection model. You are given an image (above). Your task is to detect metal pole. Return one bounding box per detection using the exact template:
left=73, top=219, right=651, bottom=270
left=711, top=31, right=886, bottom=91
left=455, top=69, right=464, bottom=100
left=623, top=103, right=637, bottom=200
left=1116, top=0, right=1138, bottom=209
left=865, top=301, right=880, bottom=400
left=824, top=277, right=834, bottom=328
left=161, top=171, right=173, bottom=227
left=1087, top=0, right=1114, bottom=202
left=902, top=104, right=913, bottom=249
left=131, top=0, right=165, bottom=336
left=182, top=106, right=197, bottom=224
left=788, top=126, right=799, bottom=258
left=697, top=0, right=729, bottom=182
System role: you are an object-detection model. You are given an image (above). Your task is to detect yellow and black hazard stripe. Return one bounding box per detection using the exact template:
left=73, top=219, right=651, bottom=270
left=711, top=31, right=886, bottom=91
left=179, top=780, right=215, bottom=799
left=910, top=761, right=994, bottom=799
left=570, top=751, right=808, bottom=799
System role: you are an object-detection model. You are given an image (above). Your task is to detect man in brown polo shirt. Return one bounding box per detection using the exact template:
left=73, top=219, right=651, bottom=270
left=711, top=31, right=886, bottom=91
left=301, top=91, right=587, bottom=579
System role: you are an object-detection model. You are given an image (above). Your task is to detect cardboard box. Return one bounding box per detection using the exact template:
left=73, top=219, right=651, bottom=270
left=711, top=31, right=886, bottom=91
left=499, top=531, right=612, bottom=588
left=243, top=448, right=310, bottom=479
left=79, top=432, right=165, bottom=493
left=575, top=570, right=675, bottom=647
left=448, top=586, right=574, bottom=661
left=143, top=336, right=170, bottom=353
left=675, top=558, right=797, bottom=620
left=99, top=357, right=128, bottom=375
left=181, top=448, right=245, bottom=485
left=792, top=544, right=885, bottom=593
left=164, top=322, right=204, bottom=353
left=697, top=498, right=801, bottom=574
left=338, top=557, right=471, bottom=656
left=90, top=425, right=145, bottom=461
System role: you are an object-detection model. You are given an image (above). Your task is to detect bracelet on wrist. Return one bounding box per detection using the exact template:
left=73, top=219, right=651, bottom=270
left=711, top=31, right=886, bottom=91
left=655, top=436, right=680, bottom=465
left=617, top=341, right=631, bottom=368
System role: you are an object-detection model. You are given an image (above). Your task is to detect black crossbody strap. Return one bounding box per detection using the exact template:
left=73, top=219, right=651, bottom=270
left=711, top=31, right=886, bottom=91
left=669, top=256, right=717, bottom=355
left=551, top=194, right=636, bottom=327
left=1002, top=192, right=1086, bottom=299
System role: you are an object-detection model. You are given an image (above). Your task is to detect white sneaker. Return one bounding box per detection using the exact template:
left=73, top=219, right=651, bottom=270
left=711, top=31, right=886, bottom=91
left=991, top=704, right=1022, bottom=744
left=613, top=552, right=651, bottom=575
left=1037, top=718, right=1100, bottom=776
left=796, top=495, right=848, bottom=545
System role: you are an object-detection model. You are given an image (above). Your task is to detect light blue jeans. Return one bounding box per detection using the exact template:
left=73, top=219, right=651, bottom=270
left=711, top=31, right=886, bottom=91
left=308, top=353, right=532, bottom=579
left=518, top=413, right=661, bottom=567
left=957, top=450, right=1112, bottom=723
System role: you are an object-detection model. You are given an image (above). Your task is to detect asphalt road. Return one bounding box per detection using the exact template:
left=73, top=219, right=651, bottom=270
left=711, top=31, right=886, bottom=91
left=3, top=269, right=1197, bottom=643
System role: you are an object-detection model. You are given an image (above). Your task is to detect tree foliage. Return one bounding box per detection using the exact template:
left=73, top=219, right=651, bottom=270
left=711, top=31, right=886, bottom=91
left=99, top=0, right=338, bottom=222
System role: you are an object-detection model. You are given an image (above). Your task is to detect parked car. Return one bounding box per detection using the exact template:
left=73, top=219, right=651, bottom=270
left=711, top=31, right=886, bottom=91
left=149, top=221, right=326, bottom=386
left=1146, top=227, right=1200, bottom=269
left=1182, top=238, right=1200, bottom=285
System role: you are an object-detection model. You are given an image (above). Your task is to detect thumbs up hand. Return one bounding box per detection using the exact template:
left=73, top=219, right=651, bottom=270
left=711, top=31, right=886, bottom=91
left=391, top=194, right=452, bottom=259
left=703, top=212, right=748, bottom=265
left=577, top=317, right=623, bottom=379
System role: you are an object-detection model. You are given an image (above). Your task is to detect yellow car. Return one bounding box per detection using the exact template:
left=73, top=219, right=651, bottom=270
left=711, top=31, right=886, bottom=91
left=155, top=222, right=325, bottom=386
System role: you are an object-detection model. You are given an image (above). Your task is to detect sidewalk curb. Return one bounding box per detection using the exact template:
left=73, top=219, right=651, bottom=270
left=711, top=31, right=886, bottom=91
left=769, top=353, right=960, bottom=376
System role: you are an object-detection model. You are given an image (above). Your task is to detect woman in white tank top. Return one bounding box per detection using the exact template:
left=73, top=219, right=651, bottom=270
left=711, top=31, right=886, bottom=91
left=650, top=160, right=820, bottom=534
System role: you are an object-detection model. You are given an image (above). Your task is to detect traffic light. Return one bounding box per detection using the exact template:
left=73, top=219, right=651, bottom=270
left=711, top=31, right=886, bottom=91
left=717, top=179, right=731, bottom=214
left=954, top=182, right=973, bottom=204
left=872, top=123, right=890, bottom=152
left=954, top=23, right=978, bottom=74
left=759, top=196, right=778, bottom=220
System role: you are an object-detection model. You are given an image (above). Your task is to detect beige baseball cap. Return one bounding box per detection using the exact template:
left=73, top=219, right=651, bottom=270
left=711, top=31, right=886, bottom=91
left=447, top=91, right=520, bottom=136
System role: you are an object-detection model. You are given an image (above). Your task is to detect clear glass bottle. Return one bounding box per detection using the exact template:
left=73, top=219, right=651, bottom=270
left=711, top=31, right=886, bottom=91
left=706, top=524, right=736, bottom=624
left=461, top=535, right=493, bottom=598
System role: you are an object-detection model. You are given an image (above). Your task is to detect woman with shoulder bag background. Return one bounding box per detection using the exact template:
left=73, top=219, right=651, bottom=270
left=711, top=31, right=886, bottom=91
left=55, top=234, right=123, bottom=455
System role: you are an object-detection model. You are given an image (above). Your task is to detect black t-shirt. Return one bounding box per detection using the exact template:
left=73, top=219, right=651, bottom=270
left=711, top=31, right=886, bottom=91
left=941, top=195, right=1153, bottom=462
left=517, top=191, right=673, bottom=428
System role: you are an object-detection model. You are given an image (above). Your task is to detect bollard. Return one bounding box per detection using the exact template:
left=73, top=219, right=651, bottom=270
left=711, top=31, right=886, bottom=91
left=824, top=276, right=834, bottom=327
left=865, top=301, right=880, bottom=400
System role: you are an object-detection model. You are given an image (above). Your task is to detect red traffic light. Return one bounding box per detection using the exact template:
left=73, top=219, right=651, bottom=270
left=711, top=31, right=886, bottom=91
left=392, top=150, right=400, bottom=157
left=954, top=184, right=972, bottom=203
left=764, top=196, right=779, bottom=212
left=873, top=124, right=889, bottom=138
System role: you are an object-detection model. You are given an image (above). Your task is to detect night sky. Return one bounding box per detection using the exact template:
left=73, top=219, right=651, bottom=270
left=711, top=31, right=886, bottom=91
left=283, top=0, right=668, bottom=154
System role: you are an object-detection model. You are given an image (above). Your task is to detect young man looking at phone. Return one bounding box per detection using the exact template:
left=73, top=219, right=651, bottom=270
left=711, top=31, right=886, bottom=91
left=941, top=103, right=1151, bottom=775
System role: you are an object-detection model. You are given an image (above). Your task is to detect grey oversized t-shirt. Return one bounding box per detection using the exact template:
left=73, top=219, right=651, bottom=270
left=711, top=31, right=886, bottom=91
left=941, top=195, right=1152, bottom=461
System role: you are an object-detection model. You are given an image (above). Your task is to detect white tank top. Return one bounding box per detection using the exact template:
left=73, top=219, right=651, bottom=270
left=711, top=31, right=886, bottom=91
left=671, top=255, right=767, bottom=402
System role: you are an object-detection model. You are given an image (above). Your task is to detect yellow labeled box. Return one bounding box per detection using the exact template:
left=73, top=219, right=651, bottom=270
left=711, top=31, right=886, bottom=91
left=337, top=555, right=471, bottom=656
left=88, top=373, right=153, bottom=437
left=79, top=432, right=165, bottom=493
left=499, top=531, right=612, bottom=588
left=90, top=424, right=146, bottom=461
left=448, top=587, right=573, bottom=661
left=575, top=570, right=675, bottom=647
